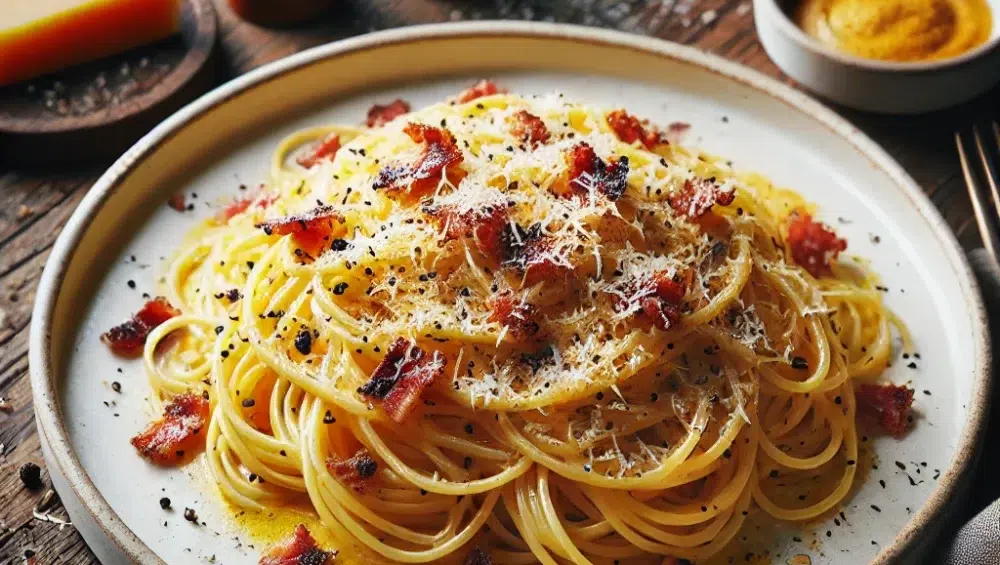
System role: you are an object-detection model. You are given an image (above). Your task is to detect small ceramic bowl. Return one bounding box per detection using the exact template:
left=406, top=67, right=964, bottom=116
left=754, top=0, right=1000, bottom=114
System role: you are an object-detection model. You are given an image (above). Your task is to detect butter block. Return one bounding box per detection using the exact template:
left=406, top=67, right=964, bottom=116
left=0, top=0, right=182, bottom=86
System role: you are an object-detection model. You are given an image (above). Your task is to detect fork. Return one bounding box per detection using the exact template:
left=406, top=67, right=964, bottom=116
left=956, top=122, right=1000, bottom=262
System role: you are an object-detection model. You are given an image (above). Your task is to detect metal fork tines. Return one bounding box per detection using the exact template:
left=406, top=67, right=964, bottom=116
left=956, top=121, right=1000, bottom=262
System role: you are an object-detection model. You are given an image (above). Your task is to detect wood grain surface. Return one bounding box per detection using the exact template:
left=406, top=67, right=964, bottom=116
left=0, top=0, right=993, bottom=563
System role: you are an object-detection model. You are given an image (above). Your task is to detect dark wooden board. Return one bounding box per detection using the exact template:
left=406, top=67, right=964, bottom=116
left=0, top=0, right=218, bottom=168
left=0, top=1, right=993, bottom=564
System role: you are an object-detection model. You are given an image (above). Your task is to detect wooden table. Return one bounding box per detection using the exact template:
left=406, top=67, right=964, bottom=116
left=0, top=0, right=992, bottom=562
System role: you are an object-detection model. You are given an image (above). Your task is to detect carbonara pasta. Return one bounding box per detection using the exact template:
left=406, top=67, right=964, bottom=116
left=117, top=83, right=914, bottom=565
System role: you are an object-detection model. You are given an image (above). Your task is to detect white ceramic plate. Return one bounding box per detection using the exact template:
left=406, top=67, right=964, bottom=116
left=30, top=22, right=990, bottom=565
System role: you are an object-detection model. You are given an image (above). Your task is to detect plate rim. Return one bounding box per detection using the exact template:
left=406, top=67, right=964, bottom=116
left=28, top=20, right=992, bottom=565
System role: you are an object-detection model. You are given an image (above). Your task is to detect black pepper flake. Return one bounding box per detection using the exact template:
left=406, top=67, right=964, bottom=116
left=159, top=497, right=171, bottom=509
left=111, top=381, right=122, bottom=393
left=907, top=361, right=917, bottom=369
left=464, top=423, right=474, bottom=435
left=19, top=462, right=42, bottom=490
left=215, top=326, right=224, bottom=335
left=870, top=504, right=881, bottom=513
left=323, top=411, right=336, bottom=424
left=241, top=398, right=256, bottom=408
left=333, top=282, right=349, bottom=295
left=791, top=356, right=809, bottom=370
left=127, top=280, right=136, bottom=289
left=294, top=329, right=313, bottom=355
left=895, top=461, right=906, bottom=471
left=769, top=470, right=779, bottom=478
left=184, top=508, right=198, bottom=522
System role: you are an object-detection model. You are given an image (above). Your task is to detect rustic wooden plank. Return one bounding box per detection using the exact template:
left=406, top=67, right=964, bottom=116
left=0, top=1, right=987, bottom=563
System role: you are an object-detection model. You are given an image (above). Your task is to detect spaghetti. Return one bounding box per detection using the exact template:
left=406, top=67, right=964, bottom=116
left=127, top=85, right=912, bottom=564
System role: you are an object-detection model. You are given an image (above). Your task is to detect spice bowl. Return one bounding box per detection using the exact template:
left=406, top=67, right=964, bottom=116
left=754, top=0, right=1000, bottom=114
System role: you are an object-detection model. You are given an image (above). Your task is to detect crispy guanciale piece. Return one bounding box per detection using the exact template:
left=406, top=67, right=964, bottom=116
left=464, top=547, right=493, bottom=565
left=168, top=192, right=186, bottom=212
left=373, top=123, right=464, bottom=199
left=358, top=338, right=447, bottom=423
left=503, top=223, right=572, bottom=286
left=130, top=393, right=209, bottom=465
left=101, top=297, right=181, bottom=357
left=668, top=178, right=735, bottom=220
left=786, top=211, right=847, bottom=278
left=424, top=202, right=510, bottom=261
left=488, top=290, right=540, bottom=340
left=455, top=79, right=504, bottom=103
left=296, top=134, right=342, bottom=169
left=326, top=447, right=379, bottom=492
left=366, top=99, right=411, bottom=128
left=564, top=142, right=630, bottom=201
left=259, top=524, right=336, bottom=565
left=257, top=205, right=346, bottom=261
left=509, top=110, right=550, bottom=148
left=856, top=383, right=914, bottom=439
left=606, top=109, right=663, bottom=150
left=612, top=271, right=687, bottom=331
left=216, top=186, right=278, bottom=223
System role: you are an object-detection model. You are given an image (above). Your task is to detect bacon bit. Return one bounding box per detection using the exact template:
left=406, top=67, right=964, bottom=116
left=488, top=291, right=540, bottom=340
left=612, top=271, right=687, bottom=331
left=373, top=123, right=464, bottom=199
left=358, top=338, right=447, bottom=423
left=563, top=142, right=630, bottom=201
left=668, top=178, right=735, bottom=220
left=257, top=205, right=346, bottom=261
left=167, top=193, right=186, bottom=212
left=259, top=524, right=336, bottom=565
left=424, top=203, right=510, bottom=261
left=101, top=297, right=181, bottom=357
left=296, top=134, right=342, bottom=169
left=366, top=99, right=411, bottom=128
left=606, top=109, right=663, bottom=149
left=455, top=79, right=505, bottom=103
left=326, top=448, right=379, bottom=492
left=786, top=211, right=847, bottom=278
left=509, top=110, right=550, bottom=148
left=130, top=393, right=209, bottom=465
left=503, top=223, right=572, bottom=286
left=856, top=383, right=914, bottom=439
left=216, top=186, right=277, bottom=223
left=464, top=547, right=493, bottom=565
